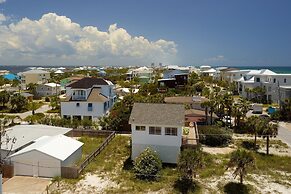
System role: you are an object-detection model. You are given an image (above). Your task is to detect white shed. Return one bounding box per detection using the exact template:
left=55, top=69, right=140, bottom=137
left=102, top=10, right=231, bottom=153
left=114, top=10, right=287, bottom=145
left=8, top=135, right=83, bottom=178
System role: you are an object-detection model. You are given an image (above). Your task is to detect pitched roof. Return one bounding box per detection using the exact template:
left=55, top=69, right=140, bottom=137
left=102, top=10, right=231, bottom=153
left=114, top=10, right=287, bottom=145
left=67, top=77, right=111, bottom=89
left=2, top=124, right=72, bottom=151
left=21, top=69, right=50, bottom=74
left=164, top=96, right=208, bottom=104
left=9, top=135, right=83, bottom=161
left=87, top=88, right=108, bottom=102
left=129, top=103, right=185, bottom=126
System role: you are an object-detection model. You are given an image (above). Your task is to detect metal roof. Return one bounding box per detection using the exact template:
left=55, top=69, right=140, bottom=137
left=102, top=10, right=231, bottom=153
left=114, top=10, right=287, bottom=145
left=1, top=124, right=72, bottom=151
left=129, top=103, right=185, bottom=126
left=9, top=135, right=83, bottom=161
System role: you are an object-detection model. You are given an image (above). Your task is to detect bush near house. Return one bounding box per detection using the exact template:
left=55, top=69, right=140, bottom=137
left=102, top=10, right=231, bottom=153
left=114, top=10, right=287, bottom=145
left=133, top=147, right=162, bottom=180
left=199, top=126, right=232, bottom=147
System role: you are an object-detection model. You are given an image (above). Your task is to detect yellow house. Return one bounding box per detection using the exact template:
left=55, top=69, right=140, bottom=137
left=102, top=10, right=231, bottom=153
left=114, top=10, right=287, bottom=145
left=18, top=69, right=50, bottom=87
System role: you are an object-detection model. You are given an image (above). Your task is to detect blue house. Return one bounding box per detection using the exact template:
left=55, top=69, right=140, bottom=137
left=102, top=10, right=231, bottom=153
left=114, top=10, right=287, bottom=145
left=3, top=73, right=19, bottom=81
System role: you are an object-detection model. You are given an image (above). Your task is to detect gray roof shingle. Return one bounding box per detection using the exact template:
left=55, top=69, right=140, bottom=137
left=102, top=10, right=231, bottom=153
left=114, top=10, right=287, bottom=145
left=129, top=103, right=185, bottom=126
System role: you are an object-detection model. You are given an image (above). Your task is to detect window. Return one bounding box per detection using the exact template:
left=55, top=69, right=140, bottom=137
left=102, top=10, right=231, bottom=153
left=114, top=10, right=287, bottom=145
left=256, top=78, right=260, bottom=82
left=149, top=126, right=161, bottom=135
left=136, top=126, right=146, bottom=131
left=165, top=127, right=178, bottom=136
left=76, top=103, right=80, bottom=107
left=284, top=78, right=287, bottom=83
left=88, top=103, right=93, bottom=111
left=273, top=78, right=276, bottom=83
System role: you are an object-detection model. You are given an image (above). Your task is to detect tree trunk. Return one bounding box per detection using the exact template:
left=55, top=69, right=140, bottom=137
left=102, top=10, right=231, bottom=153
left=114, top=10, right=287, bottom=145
left=254, top=134, right=257, bottom=150
left=205, top=107, right=208, bottom=125
left=266, top=136, right=269, bottom=155
left=210, top=111, right=213, bottom=125
left=240, top=173, right=243, bottom=184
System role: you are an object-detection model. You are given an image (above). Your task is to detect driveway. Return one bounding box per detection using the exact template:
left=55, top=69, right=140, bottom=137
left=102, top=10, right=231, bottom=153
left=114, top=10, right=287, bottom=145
left=3, top=176, right=51, bottom=194
left=278, top=122, right=291, bottom=147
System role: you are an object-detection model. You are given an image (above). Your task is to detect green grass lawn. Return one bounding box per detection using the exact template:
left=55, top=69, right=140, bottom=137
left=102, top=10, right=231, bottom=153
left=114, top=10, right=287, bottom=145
left=75, top=136, right=105, bottom=166
left=79, top=135, right=202, bottom=194
left=60, top=135, right=291, bottom=193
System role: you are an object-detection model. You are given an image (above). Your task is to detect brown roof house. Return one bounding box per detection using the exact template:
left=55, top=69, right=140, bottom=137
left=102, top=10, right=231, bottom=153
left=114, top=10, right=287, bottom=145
left=164, top=96, right=209, bottom=110
left=129, top=103, right=197, bottom=164
left=61, top=77, right=116, bottom=121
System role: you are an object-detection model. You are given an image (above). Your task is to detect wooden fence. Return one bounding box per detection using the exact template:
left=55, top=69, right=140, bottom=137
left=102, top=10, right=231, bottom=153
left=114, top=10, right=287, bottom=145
left=2, top=164, right=14, bottom=178
left=78, top=131, right=115, bottom=174
left=66, top=129, right=114, bottom=137
left=61, top=131, right=116, bottom=179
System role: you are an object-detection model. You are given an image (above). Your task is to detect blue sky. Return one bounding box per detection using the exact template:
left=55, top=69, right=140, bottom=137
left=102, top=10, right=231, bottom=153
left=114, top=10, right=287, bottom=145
left=0, top=0, right=291, bottom=66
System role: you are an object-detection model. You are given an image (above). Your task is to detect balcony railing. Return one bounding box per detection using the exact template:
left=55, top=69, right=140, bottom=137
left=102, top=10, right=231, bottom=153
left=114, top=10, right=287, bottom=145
left=182, top=123, right=199, bottom=147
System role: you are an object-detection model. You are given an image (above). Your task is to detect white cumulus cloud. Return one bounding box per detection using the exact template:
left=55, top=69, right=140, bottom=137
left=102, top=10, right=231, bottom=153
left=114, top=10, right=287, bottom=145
left=205, top=55, right=225, bottom=62
left=0, top=13, right=6, bottom=23
left=0, top=13, right=177, bottom=66
left=0, top=0, right=6, bottom=4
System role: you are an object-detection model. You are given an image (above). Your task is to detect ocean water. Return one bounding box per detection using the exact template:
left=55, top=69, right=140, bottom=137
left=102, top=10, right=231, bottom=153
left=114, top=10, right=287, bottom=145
left=1, top=65, right=291, bottom=74
left=230, top=66, right=291, bottom=74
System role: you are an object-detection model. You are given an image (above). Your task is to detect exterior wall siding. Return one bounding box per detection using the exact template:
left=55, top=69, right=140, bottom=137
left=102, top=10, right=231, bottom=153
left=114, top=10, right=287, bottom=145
left=132, top=143, right=180, bottom=164
left=10, top=150, right=61, bottom=178
left=61, top=147, right=82, bottom=167
left=61, top=101, right=105, bottom=121
left=131, top=124, right=182, bottom=164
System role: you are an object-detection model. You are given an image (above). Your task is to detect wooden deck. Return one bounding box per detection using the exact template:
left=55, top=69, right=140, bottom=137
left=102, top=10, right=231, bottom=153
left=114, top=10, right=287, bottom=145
left=182, top=122, right=199, bottom=148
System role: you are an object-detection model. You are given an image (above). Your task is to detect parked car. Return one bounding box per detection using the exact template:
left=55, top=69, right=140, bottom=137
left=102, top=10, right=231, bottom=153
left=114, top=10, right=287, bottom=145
left=252, top=103, right=263, bottom=114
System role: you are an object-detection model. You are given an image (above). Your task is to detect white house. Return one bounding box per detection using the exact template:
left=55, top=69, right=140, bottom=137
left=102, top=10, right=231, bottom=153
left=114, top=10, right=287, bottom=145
left=61, top=77, right=116, bottom=121
left=36, top=83, right=61, bottom=97
left=8, top=134, right=83, bottom=178
left=126, top=66, right=154, bottom=82
left=0, top=124, right=72, bottom=160
left=129, top=103, right=185, bottom=164
left=236, top=69, right=291, bottom=103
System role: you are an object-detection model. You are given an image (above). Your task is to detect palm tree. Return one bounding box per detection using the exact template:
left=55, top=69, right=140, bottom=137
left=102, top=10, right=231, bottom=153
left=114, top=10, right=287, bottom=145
left=202, top=93, right=217, bottom=125
left=245, top=88, right=251, bottom=100
left=259, top=121, right=278, bottom=155
left=28, top=101, right=38, bottom=115
left=0, top=90, right=10, bottom=107
left=4, top=115, right=21, bottom=125
left=227, top=149, right=256, bottom=184
left=247, top=116, right=259, bottom=148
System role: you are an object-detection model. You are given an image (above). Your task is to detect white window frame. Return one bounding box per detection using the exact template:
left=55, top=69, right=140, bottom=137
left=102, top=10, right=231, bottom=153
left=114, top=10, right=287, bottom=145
left=165, top=127, right=178, bottom=136
left=149, top=126, right=161, bottom=135
left=135, top=126, right=146, bottom=131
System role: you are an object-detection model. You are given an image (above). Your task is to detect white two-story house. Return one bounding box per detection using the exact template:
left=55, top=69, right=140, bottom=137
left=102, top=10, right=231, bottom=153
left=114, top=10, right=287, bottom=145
left=129, top=103, right=185, bottom=164
left=36, top=83, right=61, bottom=97
left=61, top=77, right=116, bottom=121
left=236, top=69, right=291, bottom=104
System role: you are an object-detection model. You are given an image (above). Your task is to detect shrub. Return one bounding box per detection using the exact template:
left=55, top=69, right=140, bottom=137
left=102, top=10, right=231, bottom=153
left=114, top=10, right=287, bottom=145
left=199, top=126, right=232, bottom=147
left=45, top=96, right=50, bottom=102
left=133, top=147, right=162, bottom=180
left=241, top=140, right=259, bottom=151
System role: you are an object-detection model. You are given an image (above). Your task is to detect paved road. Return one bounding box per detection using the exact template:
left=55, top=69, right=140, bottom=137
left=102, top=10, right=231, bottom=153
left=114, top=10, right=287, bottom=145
left=278, top=122, right=291, bottom=147
left=4, top=104, right=51, bottom=120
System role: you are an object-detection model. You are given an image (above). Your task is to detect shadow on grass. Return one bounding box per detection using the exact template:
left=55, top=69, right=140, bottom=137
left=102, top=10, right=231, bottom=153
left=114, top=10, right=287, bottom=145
left=173, top=178, right=200, bottom=194
left=241, top=140, right=260, bottom=151
left=224, top=182, right=250, bottom=194
left=123, top=156, right=134, bottom=171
